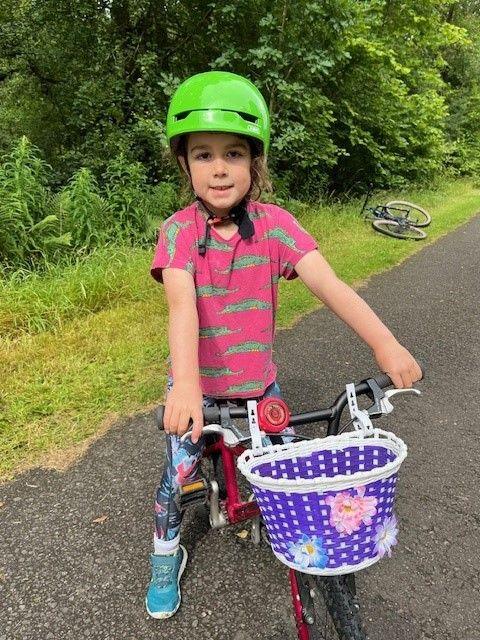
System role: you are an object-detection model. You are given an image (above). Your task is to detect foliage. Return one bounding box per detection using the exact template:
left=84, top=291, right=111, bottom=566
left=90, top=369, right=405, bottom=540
left=1, top=1, right=480, bottom=272
left=0, top=1, right=475, bottom=190
left=102, top=154, right=150, bottom=243
left=58, top=168, right=113, bottom=250
left=0, top=137, right=70, bottom=272
left=0, top=141, right=178, bottom=272
left=442, top=1, right=480, bottom=175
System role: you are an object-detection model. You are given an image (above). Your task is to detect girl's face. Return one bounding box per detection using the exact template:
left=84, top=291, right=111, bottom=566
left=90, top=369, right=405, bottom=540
left=180, top=132, right=252, bottom=216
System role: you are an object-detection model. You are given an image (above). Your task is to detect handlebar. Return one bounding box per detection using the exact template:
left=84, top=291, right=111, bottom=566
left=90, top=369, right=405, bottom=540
left=155, top=367, right=423, bottom=438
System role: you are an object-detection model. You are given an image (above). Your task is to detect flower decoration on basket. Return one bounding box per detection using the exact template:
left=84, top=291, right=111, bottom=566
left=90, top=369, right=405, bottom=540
left=325, top=485, right=378, bottom=535
left=287, top=534, right=328, bottom=570
left=373, top=514, right=399, bottom=558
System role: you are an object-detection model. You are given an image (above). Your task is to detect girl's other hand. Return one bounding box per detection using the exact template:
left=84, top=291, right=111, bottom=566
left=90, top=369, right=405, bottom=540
left=164, top=382, right=204, bottom=443
left=373, top=339, right=422, bottom=389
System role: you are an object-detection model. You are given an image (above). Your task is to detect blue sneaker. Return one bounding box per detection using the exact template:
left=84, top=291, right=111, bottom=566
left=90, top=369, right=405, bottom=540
left=145, top=546, right=188, bottom=619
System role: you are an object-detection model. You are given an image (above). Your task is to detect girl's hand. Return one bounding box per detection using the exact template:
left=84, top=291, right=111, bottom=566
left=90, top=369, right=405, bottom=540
left=164, top=382, right=204, bottom=443
left=373, top=339, right=422, bottom=389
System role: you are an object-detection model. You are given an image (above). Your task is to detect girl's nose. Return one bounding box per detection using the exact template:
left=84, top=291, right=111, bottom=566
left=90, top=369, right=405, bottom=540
left=212, top=158, right=228, bottom=176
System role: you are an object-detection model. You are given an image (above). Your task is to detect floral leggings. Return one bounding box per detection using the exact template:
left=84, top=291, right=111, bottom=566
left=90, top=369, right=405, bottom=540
left=155, top=380, right=293, bottom=541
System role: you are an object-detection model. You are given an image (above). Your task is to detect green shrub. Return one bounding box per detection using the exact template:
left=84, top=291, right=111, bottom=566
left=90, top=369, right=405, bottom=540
left=102, top=154, right=179, bottom=244
left=0, top=137, right=70, bottom=272
left=59, top=167, right=113, bottom=250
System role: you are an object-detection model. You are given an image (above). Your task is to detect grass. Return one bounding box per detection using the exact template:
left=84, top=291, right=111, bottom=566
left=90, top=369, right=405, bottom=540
left=1, top=178, right=479, bottom=480
left=0, top=246, right=155, bottom=339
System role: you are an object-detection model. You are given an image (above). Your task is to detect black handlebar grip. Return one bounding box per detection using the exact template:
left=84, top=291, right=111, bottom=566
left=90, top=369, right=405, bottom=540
left=155, top=405, right=209, bottom=431
left=373, top=361, right=425, bottom=390
left=373, top=372, right=393, bottom=389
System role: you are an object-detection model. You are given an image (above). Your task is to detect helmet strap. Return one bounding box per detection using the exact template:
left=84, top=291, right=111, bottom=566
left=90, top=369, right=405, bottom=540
left=196, top=198, right=254, bottom=256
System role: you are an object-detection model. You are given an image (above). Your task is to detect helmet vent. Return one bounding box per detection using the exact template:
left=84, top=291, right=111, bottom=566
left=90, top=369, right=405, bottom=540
left=174, top=110, right=192, bottom=122
left=174, top=109, right=258, bottom=124
left=237, top=111, right=258, bottom=124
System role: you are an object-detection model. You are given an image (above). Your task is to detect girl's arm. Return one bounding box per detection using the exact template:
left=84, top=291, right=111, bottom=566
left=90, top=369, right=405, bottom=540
left=295, top=250, right=422, bottom=388
left=163, top=268, right=204, bottom=442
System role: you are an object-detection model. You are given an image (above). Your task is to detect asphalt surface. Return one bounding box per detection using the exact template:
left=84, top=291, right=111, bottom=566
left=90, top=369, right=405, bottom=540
left=1, top=216, right=480, bottom=640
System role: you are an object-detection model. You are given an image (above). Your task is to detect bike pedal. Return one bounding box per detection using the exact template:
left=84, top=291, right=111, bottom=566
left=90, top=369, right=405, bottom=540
left=179, top=477, right=209, bottom=509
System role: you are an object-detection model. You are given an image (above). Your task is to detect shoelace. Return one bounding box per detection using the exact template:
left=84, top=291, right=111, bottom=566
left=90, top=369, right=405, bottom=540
left=152, top=561, right=175, bottom=589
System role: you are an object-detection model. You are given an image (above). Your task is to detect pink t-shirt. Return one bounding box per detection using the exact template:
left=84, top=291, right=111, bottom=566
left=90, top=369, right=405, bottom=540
left=151, top=201, right=317, bottom=398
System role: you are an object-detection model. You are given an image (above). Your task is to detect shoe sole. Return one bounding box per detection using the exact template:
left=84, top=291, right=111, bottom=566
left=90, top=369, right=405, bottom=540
left=145, top=545, right=188, bottom=620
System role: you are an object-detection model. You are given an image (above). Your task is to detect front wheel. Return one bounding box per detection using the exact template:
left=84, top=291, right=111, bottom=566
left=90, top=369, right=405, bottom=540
left=296, top=572, right=367, bottom=640
left=372, top=219, right=427, bottom=240
left=384, top=200, right=431, bottom=227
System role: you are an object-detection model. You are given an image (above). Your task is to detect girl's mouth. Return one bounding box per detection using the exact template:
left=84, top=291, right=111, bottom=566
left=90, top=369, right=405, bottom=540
left=210, top=185, right=233, bottom=192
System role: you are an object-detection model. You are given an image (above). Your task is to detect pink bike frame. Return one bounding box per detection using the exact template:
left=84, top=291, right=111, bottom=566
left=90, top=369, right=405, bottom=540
left=203, top=435, right=311, bottom=639
left=204, top=438, right=260, bottom=523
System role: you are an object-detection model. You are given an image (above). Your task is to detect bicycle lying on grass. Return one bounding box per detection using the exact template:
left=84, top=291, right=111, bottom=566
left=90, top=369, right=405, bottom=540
left=156, top=370, right=423, bottom=639
left=361, top=184, right=431, bottom=240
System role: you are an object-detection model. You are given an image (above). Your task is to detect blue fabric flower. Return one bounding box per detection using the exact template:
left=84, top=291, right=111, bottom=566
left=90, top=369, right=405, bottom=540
left=287, top=534, right=328, bottom=570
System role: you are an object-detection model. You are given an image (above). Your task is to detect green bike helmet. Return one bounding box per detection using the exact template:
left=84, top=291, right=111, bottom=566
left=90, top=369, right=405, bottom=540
left=166, top=71, right=270, bottom=155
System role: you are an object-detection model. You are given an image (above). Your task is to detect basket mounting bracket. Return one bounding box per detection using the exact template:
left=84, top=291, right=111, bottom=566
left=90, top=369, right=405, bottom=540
left=346, top=383, right=375, bottom=435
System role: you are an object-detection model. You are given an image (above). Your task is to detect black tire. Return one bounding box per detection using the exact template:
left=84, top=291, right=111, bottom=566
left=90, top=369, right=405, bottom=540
left=372, top=219, right=427, bottom=240
left=296, top=572, right=366, bottom=640
left=384, top=200, right=431, bottom=227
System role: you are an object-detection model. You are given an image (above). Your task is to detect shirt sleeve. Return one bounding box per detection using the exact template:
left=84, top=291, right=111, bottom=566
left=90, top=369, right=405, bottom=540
left=150, top=216, right=195, bottom=283
left=275, top=207, right=318, bottom=280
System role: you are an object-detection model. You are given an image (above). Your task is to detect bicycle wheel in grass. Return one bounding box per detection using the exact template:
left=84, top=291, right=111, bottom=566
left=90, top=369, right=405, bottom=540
left=296, top=572, right=366, bottom=640
left=372, top=219, right=427, bottom=240
left=385, top=200, right=431, bottom=227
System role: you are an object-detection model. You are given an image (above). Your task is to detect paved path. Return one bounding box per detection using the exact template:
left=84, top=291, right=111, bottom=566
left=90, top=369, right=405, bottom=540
left=2, top=217, right=479, bottom=640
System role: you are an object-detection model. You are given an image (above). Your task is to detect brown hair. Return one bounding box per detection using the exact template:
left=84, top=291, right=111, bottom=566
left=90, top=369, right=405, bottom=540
left=172, top=135, right=272, bottom=202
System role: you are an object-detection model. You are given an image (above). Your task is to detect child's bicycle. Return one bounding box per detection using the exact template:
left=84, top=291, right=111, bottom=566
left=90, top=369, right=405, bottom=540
left=156, top=370, right=423, bottom=640
left=360, top=184, right=431, bottom=240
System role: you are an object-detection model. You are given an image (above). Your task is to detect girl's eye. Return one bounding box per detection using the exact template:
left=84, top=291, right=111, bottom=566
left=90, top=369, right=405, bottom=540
left=193, top=150, right=245, bottom=161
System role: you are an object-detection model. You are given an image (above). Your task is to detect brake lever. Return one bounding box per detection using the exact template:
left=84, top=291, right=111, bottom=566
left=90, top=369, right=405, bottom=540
left=368, top=388, right=421, bottom=417
left=180, top=423, right=244, bottom=446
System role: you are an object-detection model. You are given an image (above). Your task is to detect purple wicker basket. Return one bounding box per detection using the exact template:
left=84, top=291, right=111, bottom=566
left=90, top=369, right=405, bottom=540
left=237, top=429, right=407, bottom=575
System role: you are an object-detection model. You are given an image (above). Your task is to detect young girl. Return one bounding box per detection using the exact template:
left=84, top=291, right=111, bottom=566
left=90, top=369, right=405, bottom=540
left=146, top=71, right=421, bottom=619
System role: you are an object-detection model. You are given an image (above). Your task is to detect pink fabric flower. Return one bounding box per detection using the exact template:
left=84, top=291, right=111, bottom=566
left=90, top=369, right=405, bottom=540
left=354, top=485, right=378, bottom=526
left=325, top=486, right=378, bottom=535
